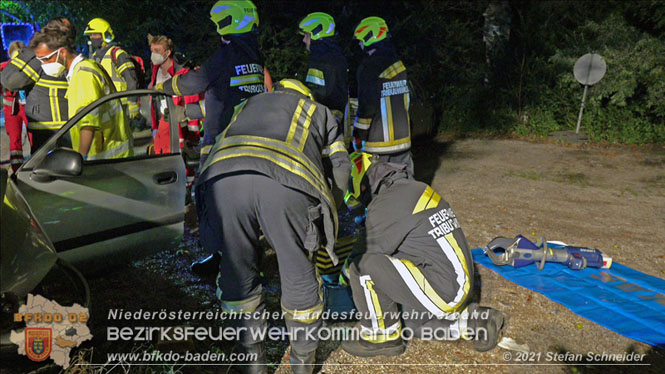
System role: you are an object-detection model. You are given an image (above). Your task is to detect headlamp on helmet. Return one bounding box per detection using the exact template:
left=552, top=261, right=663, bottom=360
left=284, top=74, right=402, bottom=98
left=210, top=0, right=259, bottom=36
left=299, top=12, right=335, bottom=41
left=353, top=16, right=389, bottom=47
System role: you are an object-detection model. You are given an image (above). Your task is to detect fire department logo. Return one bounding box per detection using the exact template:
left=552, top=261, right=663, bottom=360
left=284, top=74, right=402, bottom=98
left=25, top=328, right=52, bottom=362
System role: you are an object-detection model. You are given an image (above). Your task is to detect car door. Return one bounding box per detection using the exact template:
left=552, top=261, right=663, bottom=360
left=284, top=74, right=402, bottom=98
left=11, top=90, right=187, bottom=269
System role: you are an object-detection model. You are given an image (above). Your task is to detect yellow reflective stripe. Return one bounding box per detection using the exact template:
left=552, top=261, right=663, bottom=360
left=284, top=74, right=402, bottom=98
left=379, top=61, right=406, bottom=79
left=327, top=141, right=347, bottom=156
left=199, top=100, right=206, bottom=117
left=35, top=79, right=69, bottom=88
left=116, top=61, right=134, bottom=74
left=229, top=74, right=263, bottom=87
left=27, top=121, right=66, bottom=130
left=281, top=301, right=323, bottom=324
left=207, top=147, right=333, bottom=209
left=360, top=322, right=402, bottom=344
left=201, top=145, right=213, bottom=155
left=172, top=75, right=182, bottom=96
left=443, top=232, right=471, bottom=303
left=364, top=137, right=411, bottom=153
left=306, top=68, right=325, bottom=86
left=385, top=97, right=394, bottom=141
left=297, top=103, right=317, bottom=151
left=212, top=135, right=327, bottom=194
left=360, top=275, right=386, bottom=330
left=412, top=186, right=440, bottom=215
left=48, top=88, right=60, bottom=123
left=220, top=294, right=262, bottom=314
left=354, top=117, right=372, bottom=130
left=286, top=99, right=306, bottom=144
left=10, top=58, right=39, bottom=82
left=390, top=257, right=455, bottom=315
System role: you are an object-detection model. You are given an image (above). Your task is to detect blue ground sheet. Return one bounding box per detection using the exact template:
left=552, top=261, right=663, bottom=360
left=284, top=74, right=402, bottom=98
left=472, top=248, right=665, bottom=348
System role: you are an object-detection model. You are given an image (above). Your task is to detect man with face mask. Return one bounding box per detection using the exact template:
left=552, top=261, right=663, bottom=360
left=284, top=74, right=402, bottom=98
left=30, top=27, right=133, bottom=160
left=0, top=18, right=72, bottom=151
left=84, top=18, right=140, bottom=119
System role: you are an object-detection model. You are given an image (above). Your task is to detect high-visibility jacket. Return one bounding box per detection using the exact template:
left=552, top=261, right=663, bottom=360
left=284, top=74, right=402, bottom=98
left=0, top=49, right=68, bottom=131
left=157, top=33, right=265, bottom=162
left=93, top=45, right=139, bottom=114
left=67, top=58, right=133, bottom=160
left=198, top=89, right=351, bottom=263
left=353, top=41, right=411, bottom=154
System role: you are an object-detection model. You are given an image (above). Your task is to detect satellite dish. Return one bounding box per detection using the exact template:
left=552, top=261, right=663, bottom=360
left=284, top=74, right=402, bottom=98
left=574, top=53, right=606, bottom=86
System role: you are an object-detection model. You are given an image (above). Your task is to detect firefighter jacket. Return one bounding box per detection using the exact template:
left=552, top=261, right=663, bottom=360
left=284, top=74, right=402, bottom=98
left=305, top=39, right=348, bottom=118
left=93, top=44, right=139, bottom=114
left=198, top=89, right=351, bottom=263
left=157, top=33, right=265, bottom=159
left=0, top=49, right=68, bottom=131
left=353, top=41, right=411, bottom=154
left=149, top=59, right=205, bottom=136
left=67, top=58, right=133, bottom=160
left=360, top=162, right=474, bottom=313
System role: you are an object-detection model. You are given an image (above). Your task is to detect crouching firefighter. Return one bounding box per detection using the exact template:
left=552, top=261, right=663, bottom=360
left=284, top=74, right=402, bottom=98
left=196, top=79, right=351, bottom=373
left=340, top=152, right=504, bottom=356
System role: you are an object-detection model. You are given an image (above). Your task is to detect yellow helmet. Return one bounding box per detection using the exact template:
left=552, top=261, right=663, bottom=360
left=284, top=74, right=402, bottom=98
left=354, top=16, right=389, bottom=47
left=84, top=18, right=114, bottom=43
left=344, top=152, right=373, bottom=207
left=210, top=0, right=259, bottom=36
left=273, top=79, right=314, bottom=100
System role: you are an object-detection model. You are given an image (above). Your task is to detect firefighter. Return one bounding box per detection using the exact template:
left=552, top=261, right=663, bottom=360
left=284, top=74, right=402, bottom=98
left=1, top=42, right=29, bottom=172
left=196, top=79, right=350, bottom=373
left=84, top=18, right=140, bottom=118
left=352, top=17, right=414, bottom=176
left=299, top=12, right=349, bottom=146
left=31, top=27, right=133, bottom=160
left=0, top=18, right=71, bottom=151
left=154, top=0, right=265, bottom=166
left=340, top=153, right=504, bottom=356
left=154, top=0, right=267, bottom=276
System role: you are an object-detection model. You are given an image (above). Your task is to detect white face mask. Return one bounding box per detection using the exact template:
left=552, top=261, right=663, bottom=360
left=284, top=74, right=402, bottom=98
left=41, top=49, right=66, bottom=77
left=151, top=52, right=167, bottom=66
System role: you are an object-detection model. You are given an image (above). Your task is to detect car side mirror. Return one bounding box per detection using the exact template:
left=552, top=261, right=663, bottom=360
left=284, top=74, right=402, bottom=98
left=31, top=148, right=83, bottom=182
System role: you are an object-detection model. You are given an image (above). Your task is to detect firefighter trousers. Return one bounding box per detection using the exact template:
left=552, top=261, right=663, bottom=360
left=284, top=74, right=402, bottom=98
left=348, top=252, right=470, bottom=343
left=199, top=172, right=324, bottom=353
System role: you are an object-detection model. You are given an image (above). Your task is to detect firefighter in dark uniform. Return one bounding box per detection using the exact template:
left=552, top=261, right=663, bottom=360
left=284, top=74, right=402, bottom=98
left=299, top=12, right=349, bottom=146
left=340, top=153, right=504, bottom=356
left=1, top=18, right=72, bottom=151
left=197, top=79, right=350, bottom=374
left=154, top=0, right=266, bottom=275
left=352, top=17, right=414, bottom=177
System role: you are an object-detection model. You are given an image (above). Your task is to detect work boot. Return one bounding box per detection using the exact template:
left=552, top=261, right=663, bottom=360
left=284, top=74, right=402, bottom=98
left=289, top=346, right=316, bottom=374
left=341, top=324, right=405, bottom=357
left=238, top=342, right=267, bottom=374
left=466, top=303, right=504, bottom=352
left=190, top=253, right=221, bottom=277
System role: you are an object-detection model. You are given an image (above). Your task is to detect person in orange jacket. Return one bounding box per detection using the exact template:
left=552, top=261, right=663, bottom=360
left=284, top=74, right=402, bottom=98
left=1, top=42, right=30, bottom=172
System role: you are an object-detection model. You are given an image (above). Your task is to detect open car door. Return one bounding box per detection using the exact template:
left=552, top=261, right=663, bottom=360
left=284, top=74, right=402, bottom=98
left=10, top=90, right=187, bottom=270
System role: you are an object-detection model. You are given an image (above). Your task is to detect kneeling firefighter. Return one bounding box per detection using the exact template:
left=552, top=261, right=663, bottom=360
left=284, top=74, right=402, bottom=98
left=196, top=79, right=351, bottom=374
left=340, top=153, right=504, bottom=356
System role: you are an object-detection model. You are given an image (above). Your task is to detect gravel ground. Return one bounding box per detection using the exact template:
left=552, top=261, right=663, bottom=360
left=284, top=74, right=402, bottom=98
left=2, top=136, right=664, bottom=374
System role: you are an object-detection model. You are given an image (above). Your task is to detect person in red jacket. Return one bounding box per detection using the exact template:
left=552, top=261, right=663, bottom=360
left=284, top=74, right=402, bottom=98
left=1, top=42, right=30, bottom=172
left=147, top=34, right=203, bottom=154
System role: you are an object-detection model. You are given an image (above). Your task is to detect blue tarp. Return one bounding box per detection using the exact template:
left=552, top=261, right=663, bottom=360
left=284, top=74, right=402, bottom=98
left=472, top=248, right=665, bottom=348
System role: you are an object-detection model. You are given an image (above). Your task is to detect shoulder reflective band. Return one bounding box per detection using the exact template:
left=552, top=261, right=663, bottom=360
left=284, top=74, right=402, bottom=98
left=10, top=57, right=40, bottom=82
left=306, top=68, right=325, bottom=86
left=379, top=60, right=406, bottom=79
left=412, top=185, right=441, bottom=215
